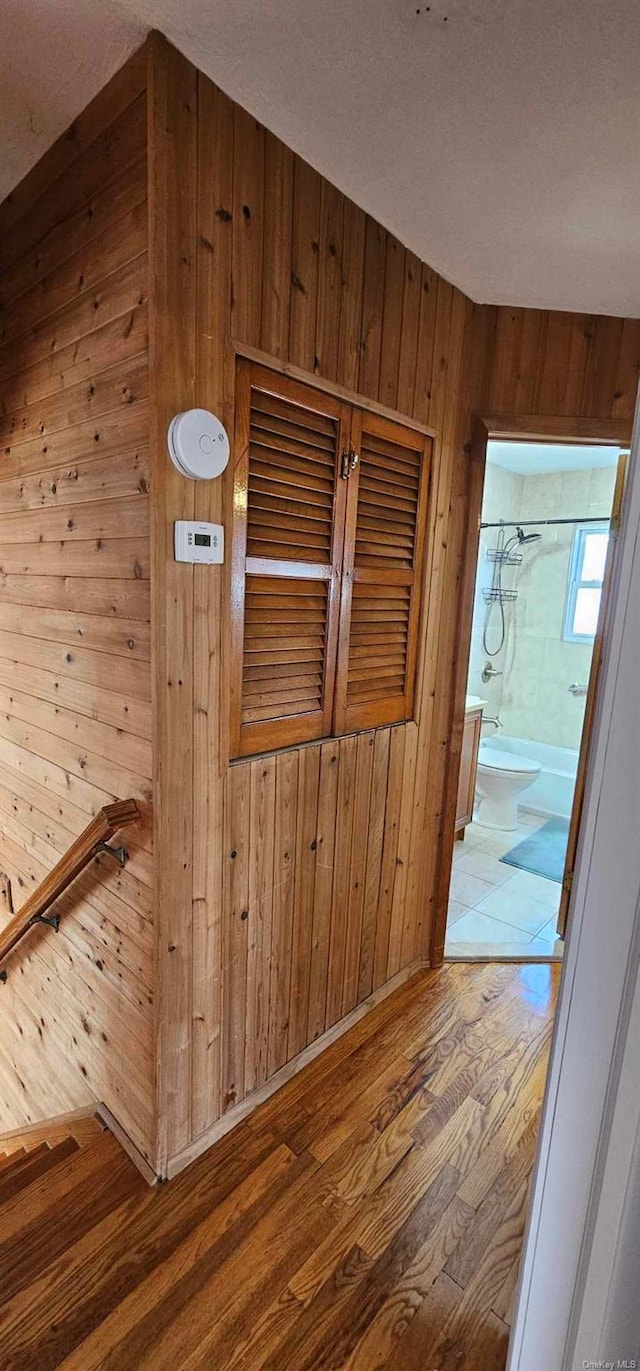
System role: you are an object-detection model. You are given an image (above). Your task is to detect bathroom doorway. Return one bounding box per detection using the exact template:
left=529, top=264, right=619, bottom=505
left=445, top=436, right=624, bottom=960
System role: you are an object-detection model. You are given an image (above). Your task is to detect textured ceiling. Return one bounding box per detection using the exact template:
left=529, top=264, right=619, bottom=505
left=0, top=0, right=145, bottom=202
left=2, top=0, right=639, bottom=315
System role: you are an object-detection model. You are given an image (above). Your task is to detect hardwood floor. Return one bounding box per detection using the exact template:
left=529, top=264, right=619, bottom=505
left=0, top=961, right=558, bottom=1369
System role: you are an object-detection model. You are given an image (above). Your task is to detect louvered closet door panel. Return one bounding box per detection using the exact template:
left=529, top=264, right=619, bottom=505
left=247, top=388, right=338, bottom=562
left=334, top=411, right=432, bottom=734
left=231, top=361, right=349, bottom=758
left=242, top=575, right=328, bottom=722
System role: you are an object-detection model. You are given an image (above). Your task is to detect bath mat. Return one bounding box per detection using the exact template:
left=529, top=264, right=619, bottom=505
left=500, top=817, right=569, bottom=884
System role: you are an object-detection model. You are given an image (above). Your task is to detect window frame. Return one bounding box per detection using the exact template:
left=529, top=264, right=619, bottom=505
left=563, top=521, right=610, bottom=644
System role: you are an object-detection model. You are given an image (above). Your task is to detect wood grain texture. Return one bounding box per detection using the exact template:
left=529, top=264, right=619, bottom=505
left=4, top=31, right=637, bottom=1176
left=148, top=34, right=639, bottom=1168
left=149, top=41, right=491, bottom=1165
left=430, top=299, right=638, bottom=969
left=0, top=45, right=153, bottom=1157
left=0, top=800, right=140, bottom=964
left=486, top=305, right=640, bottom=422
left=0, top=962, right=558, bottom=1370
left=231, top=362, right=431, bottom=752
left=147, top=32, right=198, bottom=1168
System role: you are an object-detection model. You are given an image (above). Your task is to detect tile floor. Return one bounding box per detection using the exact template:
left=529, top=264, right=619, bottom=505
left=445, top=810, right=563, bottom=960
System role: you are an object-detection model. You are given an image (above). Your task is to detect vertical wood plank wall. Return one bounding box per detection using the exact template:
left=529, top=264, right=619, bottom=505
left=432, top=302, right=640, bottom=964
left=2, top=33, right=638, bottom=1176
left=0, top=50, right=155, bottom=1161
left=151, top=37, right=640, bottom=1171
left=221, top=723, right=417, bottom=1114
left=485, top=305, right=640, bottom=424
left=485, top=305, right=640, bottom=422
left=151, top=36, right=475, bottom=1169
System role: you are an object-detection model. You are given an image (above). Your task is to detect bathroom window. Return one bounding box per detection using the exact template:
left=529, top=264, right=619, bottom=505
left=563, top=523, right=609, bottom=643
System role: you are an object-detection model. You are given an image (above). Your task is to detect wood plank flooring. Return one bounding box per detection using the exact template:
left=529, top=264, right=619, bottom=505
left=0, top=961, right=558, bottom=1369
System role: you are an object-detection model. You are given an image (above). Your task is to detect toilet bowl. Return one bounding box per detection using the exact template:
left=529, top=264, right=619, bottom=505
left=475, top=744, right=541, bottom=830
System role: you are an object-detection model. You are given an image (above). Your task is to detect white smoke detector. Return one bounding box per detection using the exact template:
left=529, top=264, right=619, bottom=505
left=167, top=409, right=230, bottom=480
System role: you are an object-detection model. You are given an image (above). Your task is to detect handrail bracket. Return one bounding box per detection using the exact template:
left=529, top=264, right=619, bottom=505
left=0, top=798, right=140, bottom=984
left=95, top=841, right=128, bottom=868
left=0, top=913, right=61, bottom=981
left=31, top=914, right=60, bottom=932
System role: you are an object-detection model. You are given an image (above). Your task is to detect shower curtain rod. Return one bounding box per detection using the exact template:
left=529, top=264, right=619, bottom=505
left=480, top=516, right=609, bottom=530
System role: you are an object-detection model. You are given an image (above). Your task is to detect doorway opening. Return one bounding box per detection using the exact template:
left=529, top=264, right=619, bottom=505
left=445, top=438, right=623, bottom=960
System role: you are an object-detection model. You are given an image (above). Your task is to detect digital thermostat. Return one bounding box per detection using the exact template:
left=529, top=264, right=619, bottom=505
left=174, top=521, right=224, bottom=564
left=167, top=409, right=230, bottom=480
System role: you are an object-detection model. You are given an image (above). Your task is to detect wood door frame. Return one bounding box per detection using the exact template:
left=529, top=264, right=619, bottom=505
left=231, top=340, right=440, bottom=440
left=430, top=411, right=633, bottom=968
left=430, top=415, right=487, bottom=964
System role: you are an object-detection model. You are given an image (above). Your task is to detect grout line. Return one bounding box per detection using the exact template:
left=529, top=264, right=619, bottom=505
left=446, top=897, right=559, bottom=945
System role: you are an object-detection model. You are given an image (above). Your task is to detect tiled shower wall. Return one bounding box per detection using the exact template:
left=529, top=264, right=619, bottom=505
left=467, top=462, right=522, bottom=722
left=468, top=463, right=617, bottom=752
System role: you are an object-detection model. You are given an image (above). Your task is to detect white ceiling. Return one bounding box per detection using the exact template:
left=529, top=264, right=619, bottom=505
left=2, top=0, right=640, bottom=316
left=488, top=441, right=620, bottom=475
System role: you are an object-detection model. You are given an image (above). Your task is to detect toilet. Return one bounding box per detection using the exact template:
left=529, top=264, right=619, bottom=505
left=475, top=743, right=541, bottom=830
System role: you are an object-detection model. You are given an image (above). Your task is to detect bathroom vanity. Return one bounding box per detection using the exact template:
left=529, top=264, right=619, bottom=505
left=455, top=696, right=485, bottom=838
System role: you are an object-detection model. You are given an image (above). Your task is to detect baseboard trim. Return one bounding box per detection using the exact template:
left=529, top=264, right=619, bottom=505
left=97, top=1104, right=158, bottom=1186
left=165, top=958, right=428, bottom=1180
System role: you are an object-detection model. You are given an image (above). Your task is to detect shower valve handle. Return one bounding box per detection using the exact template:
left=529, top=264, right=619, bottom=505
left=481, top=661, right=503, bottom=682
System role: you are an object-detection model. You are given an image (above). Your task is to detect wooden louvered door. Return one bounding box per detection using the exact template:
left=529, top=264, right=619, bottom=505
left=334, top=410, right=432, bottom=734
left=231, top=362, right=350, bottom=758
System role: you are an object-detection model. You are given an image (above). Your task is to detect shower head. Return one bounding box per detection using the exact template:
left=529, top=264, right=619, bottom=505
left=516, top=526, right=542, bottom=545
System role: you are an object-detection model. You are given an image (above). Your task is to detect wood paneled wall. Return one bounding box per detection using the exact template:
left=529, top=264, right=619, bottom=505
left=223, top=723, right=418, bottom=1112
left=3, top=32, right=639, bottom=1177
left=150, top=35, right=474, bottom=1169
left=485, top=305, right=640, bottom=427
left=431, top=302, right=640, bottom=964
left=151, top=34, right=640, bottom=1171
left=0, top=50, right=154, bottom=1162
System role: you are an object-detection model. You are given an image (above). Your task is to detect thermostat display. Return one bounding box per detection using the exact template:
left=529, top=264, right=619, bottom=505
left=174, top=521, right=224, bottom=564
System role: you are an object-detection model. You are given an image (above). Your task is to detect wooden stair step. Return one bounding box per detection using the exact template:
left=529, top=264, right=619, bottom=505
left=0, top=1107, right=105, bottom=1158
left=0, top=1148, right=27, bottom=1178
left=0, top=1130, right=124, bottom=1246
left=0, top=1137, right=40, bottom=1161
left=9, top=1137, right=55, bottom=1157
left=0, top=1143, right=50, bottom=1196
left=24, top=1135, right=60, bottom=1153
left=0, top=1137, right=79, bottom=1206
left=0, top=1133, right=145, bottom=1308
left=65, top=1116, right=108, bottom=1149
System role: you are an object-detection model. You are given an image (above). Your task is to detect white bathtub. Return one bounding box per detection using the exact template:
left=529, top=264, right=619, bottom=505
left=478, top=734, right=578, bottom=821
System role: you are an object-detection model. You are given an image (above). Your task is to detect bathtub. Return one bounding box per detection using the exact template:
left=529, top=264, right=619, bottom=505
left=478, top=734, right=578, bottom=821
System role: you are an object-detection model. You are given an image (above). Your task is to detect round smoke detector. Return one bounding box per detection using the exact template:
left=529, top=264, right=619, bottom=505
left=167, top=409, right=230, bottom=480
